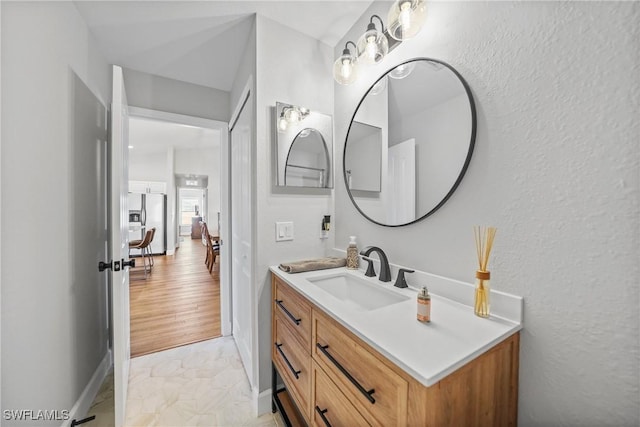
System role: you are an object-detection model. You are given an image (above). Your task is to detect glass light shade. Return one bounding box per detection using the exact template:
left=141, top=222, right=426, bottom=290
left=278, top=115, right=288, bottom=131
left=333, top=50, right=358, bottom=85
left=387, top=0, right=427, bottom=41
left=284, top=107, right=300, bottom=123
left=388, top=62, right=416, bottom=79
left=356, top=25, right=389, bottom=65
left=370, top=76, right=388, bottom=95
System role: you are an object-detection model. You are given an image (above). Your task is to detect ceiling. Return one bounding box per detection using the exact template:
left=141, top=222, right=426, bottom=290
left=129, top=117, right=220, bottom=153
left=74, top=1, right=374, bottom=91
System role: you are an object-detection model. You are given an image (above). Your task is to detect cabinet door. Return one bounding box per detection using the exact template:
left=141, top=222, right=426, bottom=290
left=147, top=181, right=166, bottom=194
left=313, top=311, right=408, bottom=426
left=128, top=180, right=147, bottom=193
left=274, top=277, right=312, bottom=351
left=312, top=361, right=370, bottom=427
left=274, top=313, right=311, bottom=422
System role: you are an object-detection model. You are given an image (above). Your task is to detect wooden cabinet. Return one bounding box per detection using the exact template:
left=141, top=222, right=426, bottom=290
left=271, top=274, right=520, bottom=427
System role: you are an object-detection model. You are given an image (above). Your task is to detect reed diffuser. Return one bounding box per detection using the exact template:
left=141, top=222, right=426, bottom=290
left=474, top=226, right=497, bottom=318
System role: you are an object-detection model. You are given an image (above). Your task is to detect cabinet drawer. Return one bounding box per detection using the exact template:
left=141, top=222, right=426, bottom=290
left=313, top=312, right=408, bottom=426
left=312, top=361, right=370, bottom=427
left=274, top=277, right=312, bottom=350
left=274, top=313, right=311, bottom=421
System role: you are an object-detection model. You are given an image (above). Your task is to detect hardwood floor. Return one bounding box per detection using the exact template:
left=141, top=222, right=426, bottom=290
left=129, top=237, right=221, bottom=358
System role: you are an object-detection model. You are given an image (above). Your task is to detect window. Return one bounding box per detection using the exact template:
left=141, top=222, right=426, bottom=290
left=180, top=197, right=200, bottom=225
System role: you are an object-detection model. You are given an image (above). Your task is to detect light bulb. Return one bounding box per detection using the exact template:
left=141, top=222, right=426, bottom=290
left=399, top=2, right=411, bottom=33
left=342, top=59, right=353, bottom=79
left=365, top=36, right=377, bottom=60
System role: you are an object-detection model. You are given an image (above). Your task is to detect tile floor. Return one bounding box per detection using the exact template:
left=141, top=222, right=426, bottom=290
left=86, top=337, right=283, bottom=427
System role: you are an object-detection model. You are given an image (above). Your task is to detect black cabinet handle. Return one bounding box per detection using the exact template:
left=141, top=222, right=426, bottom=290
left=316, top=343, right=376, bottom=404
left=315, top=406, right=332, bottom=427
left=275, top=343, right=301, bottom=379
left=275, top=299, right=301, bottom=325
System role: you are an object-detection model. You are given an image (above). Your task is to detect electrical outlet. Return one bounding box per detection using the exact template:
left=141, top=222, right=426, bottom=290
left=275, top=222, right=294, bottom=242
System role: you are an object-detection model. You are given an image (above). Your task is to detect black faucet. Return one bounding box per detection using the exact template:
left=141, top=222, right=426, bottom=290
left=359, top=246, right=391, bottom=282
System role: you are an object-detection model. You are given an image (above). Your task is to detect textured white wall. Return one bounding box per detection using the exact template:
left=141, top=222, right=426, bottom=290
left=1, top=1, right=110, bottom=424
left=255, top=15, right=334, bottom=394
left=334, top=1, right=639, bottom=425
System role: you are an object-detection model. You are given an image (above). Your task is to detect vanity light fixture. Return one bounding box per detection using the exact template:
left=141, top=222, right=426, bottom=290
left=333, top=0, right=427, bottom=85
left=356, top=15, right=389, bottom=65
left=277, top=105, right=310, bottom=131
left=333, top=41, right=358, bottom=85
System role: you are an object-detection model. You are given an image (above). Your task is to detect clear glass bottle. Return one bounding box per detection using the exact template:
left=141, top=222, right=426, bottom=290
left=474, top=270, right=490, bottom=318
left=417, top=287, right=431, bottom=323
left=346, top=236, right=359, bottom=269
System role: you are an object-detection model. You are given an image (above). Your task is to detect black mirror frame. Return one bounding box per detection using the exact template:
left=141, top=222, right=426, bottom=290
left=342, top=57, right=477, bottom=227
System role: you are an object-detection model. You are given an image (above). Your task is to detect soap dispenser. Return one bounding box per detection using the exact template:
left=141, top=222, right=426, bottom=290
left=417, top=287, right=431, bottom=323
left=346, top=236, right=359, bottom=270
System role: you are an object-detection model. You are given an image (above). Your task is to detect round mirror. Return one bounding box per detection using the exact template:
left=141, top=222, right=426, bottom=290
left=285, top=128, right=330, bottom=188
left=343, top=58, right=476, bottom=226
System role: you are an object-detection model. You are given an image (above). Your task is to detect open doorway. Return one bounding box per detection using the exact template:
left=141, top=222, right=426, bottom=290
left=125, top=107, right=229, bottom=357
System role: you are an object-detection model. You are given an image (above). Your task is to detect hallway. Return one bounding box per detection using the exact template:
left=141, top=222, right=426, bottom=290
left=129, top=237, right=221, bottom=357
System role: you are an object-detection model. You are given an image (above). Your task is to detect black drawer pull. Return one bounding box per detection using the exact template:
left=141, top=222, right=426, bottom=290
left=316, top=343, right=376, bottom=404
left=315, top=406, right=332, bottom=427
left=275, top=343, right=301, bottom=379
left=275, top=299, right=301, bottom=325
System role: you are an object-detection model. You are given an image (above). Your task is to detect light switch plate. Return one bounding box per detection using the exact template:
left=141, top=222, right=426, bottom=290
left=276, top=221, right=294, bottom=242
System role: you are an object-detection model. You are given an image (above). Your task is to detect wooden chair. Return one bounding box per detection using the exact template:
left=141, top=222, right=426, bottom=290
left=129, top=227, right=155, bottom=278
left=202, top=222, right=220, bottom=273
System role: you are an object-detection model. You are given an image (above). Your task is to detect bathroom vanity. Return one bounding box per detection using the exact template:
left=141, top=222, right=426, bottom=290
left=270, top=267, right=522, bottom=427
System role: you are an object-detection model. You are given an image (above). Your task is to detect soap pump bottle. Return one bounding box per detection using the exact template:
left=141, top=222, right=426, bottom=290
left=346, top=236, right=359, bottom=270
left=417, top=287, right=431, bottom=323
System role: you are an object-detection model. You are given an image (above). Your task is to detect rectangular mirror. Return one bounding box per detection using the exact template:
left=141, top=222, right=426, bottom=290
left=275, top=102, right=333, bottom=188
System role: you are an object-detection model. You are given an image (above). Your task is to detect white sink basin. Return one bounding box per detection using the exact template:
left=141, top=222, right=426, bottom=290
left=306, top=272, right=410, bottom=311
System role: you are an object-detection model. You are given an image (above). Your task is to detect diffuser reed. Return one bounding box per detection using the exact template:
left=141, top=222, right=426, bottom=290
left=474, top=226, right=497, bottom=318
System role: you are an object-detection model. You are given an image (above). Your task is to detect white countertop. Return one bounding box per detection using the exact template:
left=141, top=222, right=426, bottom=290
left=270, top=265, right=523, bottom=387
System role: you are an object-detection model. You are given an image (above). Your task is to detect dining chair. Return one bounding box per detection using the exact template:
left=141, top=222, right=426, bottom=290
left=129, top=227, right=155, bottom=278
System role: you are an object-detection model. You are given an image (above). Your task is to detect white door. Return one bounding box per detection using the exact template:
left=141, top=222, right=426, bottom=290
left=110, top=65, right=131, bottom=427
left=387, top=139, right=416, bottom=224
left=230, top=91, right=255, bottom=387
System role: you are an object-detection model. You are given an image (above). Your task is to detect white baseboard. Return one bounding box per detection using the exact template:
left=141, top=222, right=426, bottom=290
left=253, top=388, right=272, bottom=417
left=62, top=350, right=112, bottom=427
left=166, top=248, right=175, bottom=256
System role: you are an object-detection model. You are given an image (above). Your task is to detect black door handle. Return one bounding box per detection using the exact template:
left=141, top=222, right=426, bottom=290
left=316, top=343, right=376, bottom=404
left=315, top=406, right=332, bottom=427
left=98, top=261, right=112, bottom=272
left=122, top=259, right=136, bottom=268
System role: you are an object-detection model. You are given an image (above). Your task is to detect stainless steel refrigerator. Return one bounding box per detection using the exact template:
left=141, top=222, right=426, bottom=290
left=128, top=192, right=167, bottom=255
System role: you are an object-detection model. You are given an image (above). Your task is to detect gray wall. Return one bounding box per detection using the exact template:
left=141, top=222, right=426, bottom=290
left=1, top=1, right=111, bottom=424
left=124, top=67, right=230, bottom=122
left=335, top=1, right=639, bottom=426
